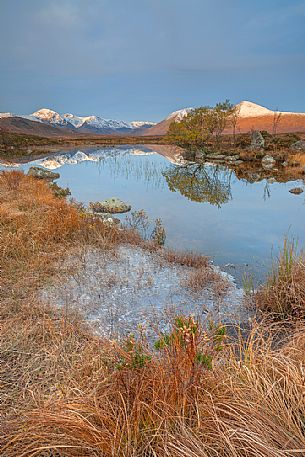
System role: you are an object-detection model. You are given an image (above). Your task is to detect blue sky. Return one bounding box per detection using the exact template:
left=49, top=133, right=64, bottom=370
left=0, top=0, right=304, bottom=121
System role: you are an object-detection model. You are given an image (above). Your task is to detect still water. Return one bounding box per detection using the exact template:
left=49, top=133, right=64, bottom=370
left=3, top=144, right=305, bottom=283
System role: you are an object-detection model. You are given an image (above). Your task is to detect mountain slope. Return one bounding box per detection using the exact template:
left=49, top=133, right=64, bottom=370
left=142, top=102, right=305, bottom=136
left=0, top=116, right=75, bottom=137
left=141, top=108, right=193, bottom=136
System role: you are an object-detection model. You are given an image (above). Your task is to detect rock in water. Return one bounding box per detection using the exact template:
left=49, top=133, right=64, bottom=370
left=290, top=140, right=305, bottom=151
left=250, top=131, right=265, bottom=151
left=261, top=155, right=276, bottom=169
left=289, top=187, right=304, bottom=195
left=28, top=166, right=60, bottom=180
left=89, top=198, right=131, bottom=214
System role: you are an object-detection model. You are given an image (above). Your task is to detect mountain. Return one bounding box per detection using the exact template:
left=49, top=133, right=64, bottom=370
left=141, top=108, right=193, bottom=136
left=2, top=102, right=305, bottom=139
left=31, top=109, right=72, bottom=127
left=232, top=101, right=305, bottom=133
left=0, top=108, right=156, bottom=135
left=29, top=109, right=156, bottom=134
left=141, top=101, right=305, bottom=135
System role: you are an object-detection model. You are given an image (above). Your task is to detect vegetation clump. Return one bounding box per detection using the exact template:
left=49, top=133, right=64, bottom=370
left=256, top=240, right=305, bottom=319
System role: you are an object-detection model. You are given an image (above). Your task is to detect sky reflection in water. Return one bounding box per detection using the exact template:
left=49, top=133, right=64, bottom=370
left=3, top=145, right=305, bottom=283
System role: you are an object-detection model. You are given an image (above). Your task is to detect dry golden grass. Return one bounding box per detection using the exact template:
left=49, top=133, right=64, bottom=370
left=0, top=171, right=120, bottom=302
left=182, top=266, right=230, bottom=296
left=0, top=172, right=304, bottom=457
left=1, top=318, right=304, bottom=457
left=256, top=240, right=305, bottom=319
left=162, top=248, right=209, bottom=269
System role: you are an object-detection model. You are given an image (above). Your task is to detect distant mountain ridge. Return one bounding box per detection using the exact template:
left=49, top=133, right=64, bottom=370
left=1, top=101, right=305, bottom=137
left=0, top=108, right=156, bottom=134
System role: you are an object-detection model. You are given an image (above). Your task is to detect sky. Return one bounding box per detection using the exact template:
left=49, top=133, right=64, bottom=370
left=0, top=0, right=305, bottom=121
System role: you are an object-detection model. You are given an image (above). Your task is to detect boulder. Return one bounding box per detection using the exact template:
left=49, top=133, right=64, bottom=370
left=250, top=131, right=265, bottom=150
left=290, top=140, right=305, bottom=151
left=261, top=155, right=276, bottom=169
left=28, top=166, right=60, bottom=181
left=289, top=187, right=304, bottom=195
left=89, top=197, right=131, bottom=214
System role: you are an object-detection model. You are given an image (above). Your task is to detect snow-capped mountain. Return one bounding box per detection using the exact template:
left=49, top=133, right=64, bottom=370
left=27, top=108, right=156, bottom=133
left=129, top=121, right=156, bottom=129
left=142, top=101, right=305, bottom=136
left=31, top=109, right=72, bottom=127
left=2, top=101, right=305, bottom=137
left=62, top=113, right=131, bottom=130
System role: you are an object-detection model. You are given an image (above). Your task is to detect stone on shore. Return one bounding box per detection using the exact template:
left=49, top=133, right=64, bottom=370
left=28, top=166, right=60, bottom=181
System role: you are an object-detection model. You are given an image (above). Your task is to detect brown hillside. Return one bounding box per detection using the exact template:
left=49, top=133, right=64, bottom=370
left=142, top=113, right=305, bottom=136
left=230, top=113, right=305, bottom=134
left=0, top=116, right=76, bottom=138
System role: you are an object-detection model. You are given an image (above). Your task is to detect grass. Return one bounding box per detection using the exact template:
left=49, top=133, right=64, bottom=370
left=182, top=267, right=230, bottom=296
left=161, top=249, right=209, bottom=269
left=256, top=239, right=305, bottom=319
left=2, top=317, right=304, bottom=456
left=0, top=171, right=120, bottom=305
left=0, top=171, right=304, bottom=456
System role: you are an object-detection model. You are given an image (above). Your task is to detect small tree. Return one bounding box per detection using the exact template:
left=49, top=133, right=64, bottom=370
left=167, top=100, right=234, bottom=148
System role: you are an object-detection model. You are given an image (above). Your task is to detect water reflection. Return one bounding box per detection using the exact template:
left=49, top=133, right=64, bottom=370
left=163, top=163, right=233, bottom=207
left=1, top=145, right=305, bottom=281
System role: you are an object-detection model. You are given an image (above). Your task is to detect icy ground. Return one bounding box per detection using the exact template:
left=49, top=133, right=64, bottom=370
left=41, top=245, right=248, bottom=339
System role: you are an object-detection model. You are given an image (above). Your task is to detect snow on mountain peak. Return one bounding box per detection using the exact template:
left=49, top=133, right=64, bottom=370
left=62, top=113, right=86, bottom=128
left=236, top=101, right=273, bottom=118
left=0, top=112, right=14, bottom=118
left=166, top=108, right=193, bottom=121
left=130, top=121, right=156, bottom=128
left=32, top=108, right=68, bottom=125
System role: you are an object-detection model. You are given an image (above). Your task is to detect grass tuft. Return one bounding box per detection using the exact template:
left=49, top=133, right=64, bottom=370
left=256, top=239, right=305, bottom=319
